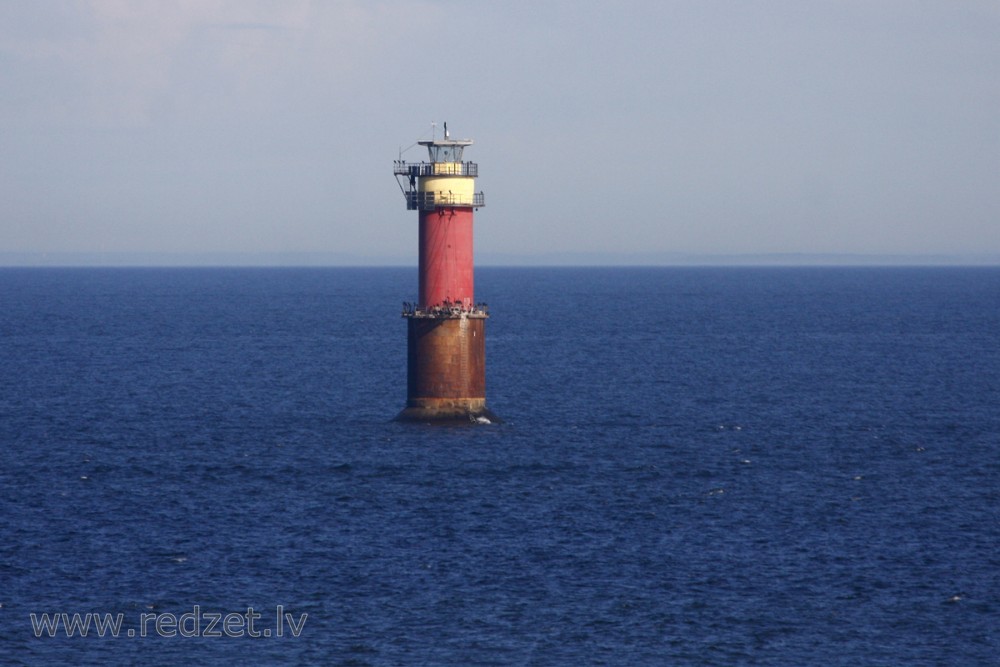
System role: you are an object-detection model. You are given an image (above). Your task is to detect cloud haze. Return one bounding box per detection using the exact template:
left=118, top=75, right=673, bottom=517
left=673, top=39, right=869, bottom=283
left=2, top=1, right=998, bottom=263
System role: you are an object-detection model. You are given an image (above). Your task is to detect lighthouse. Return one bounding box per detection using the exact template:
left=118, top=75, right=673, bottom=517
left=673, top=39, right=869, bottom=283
left=393, top=124, right=498, bottom=423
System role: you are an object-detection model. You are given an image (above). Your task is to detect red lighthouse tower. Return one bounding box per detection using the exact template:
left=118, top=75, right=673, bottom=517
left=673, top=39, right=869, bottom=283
left=393, top=124, right=498, bottom=423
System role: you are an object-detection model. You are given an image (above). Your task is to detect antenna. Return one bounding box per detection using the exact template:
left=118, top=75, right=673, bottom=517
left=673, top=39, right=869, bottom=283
left=399, top=123, right=438, bottom=157
left=444, top=122, right=449, bottom=139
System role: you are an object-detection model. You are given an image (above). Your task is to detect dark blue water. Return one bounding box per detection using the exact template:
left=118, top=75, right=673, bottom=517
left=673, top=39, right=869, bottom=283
left=1, top=267, right=998, bottom=665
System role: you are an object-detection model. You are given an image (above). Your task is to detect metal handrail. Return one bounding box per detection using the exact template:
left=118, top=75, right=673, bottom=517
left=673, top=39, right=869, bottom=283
left=401, top=302, right=489, bottom=319
left=393, top=161, right=479, bottom=178
left=405, top=191, right=485, bottom=210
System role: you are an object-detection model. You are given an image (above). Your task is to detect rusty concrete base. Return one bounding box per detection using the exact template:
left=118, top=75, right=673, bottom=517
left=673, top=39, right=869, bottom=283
left=394, top=397, right=501, bottom=424
left=398, top=316, right=499, bottom=423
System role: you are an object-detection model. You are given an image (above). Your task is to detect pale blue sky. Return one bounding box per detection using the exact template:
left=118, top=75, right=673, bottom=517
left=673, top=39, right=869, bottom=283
left=1, top=1, right=998, bottom=264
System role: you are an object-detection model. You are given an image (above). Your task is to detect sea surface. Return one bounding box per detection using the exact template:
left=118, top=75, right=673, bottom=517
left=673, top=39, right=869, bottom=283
left=1, top=266, right=998, bottom=665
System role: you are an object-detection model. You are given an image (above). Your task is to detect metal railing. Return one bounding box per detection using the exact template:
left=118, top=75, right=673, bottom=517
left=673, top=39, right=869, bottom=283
left=401, top=302, right=489, bottom=319
left=393, top=161, right=478, bottom=178
left=405, top=191, right=485, bottom=211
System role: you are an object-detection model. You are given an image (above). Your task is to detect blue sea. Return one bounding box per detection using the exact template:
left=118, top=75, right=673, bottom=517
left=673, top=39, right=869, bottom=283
left=1, top=266, right=998, bottom=665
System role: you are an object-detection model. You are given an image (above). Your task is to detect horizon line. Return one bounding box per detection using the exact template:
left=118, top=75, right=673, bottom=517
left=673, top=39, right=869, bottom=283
left=2, top=251, right=999, bottom=268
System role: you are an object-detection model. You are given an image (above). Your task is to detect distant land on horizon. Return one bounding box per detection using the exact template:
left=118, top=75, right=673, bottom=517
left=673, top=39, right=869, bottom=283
left=2, top=251, right=999, bottom=268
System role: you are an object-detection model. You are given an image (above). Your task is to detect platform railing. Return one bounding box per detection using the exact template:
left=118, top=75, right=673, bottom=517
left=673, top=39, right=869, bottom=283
left=404, top=191, right=485, bottom=210
left=401, top=302, right=489, bottom=319
left=394, top=161, right=479, bottom=178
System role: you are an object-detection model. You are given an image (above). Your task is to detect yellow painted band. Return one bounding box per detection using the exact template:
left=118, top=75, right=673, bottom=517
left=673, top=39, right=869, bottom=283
left=418, top=176, right=475, bottom=199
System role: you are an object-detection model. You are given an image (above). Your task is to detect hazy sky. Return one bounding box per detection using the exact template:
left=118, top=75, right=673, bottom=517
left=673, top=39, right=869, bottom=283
left=2, top=1, right=998, bottom=263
